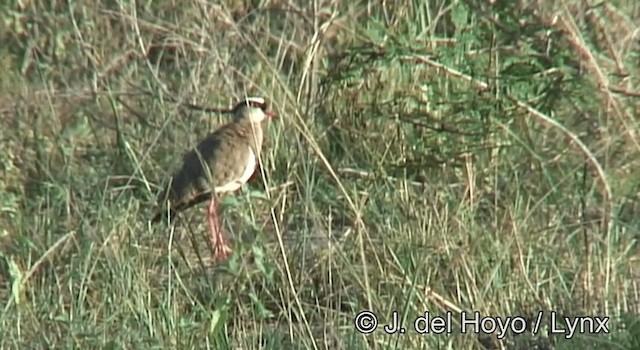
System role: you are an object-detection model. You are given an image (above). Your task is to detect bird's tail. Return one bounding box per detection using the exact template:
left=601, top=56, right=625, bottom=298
left=150, top=185, right=176, bottom=224
left=150, top=206, right=177, bottom=224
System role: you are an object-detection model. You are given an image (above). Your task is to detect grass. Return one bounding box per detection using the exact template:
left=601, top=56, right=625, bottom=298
left=1, top=0, right=640, bottom=349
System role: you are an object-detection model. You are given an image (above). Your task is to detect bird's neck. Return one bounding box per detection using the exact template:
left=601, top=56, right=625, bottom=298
left=236, top=121, right=264, bottom=153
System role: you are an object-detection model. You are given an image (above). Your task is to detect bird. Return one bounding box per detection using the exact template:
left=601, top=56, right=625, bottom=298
left=151, top=97, right=277, bottom=261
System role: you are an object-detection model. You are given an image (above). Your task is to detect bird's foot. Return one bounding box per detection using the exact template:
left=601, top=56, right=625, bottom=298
left=212, top=242, right=232, bottom=261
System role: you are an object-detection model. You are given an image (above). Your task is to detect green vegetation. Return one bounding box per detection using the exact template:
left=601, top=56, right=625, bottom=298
left=1, top=0, right=639, bottom=349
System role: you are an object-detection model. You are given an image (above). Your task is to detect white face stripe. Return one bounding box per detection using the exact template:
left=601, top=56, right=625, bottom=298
left=245, top=97, right=265, bottom=105
left=235, top=97, right=269, bottom=122
left=213, top=148, right=256, bottom=193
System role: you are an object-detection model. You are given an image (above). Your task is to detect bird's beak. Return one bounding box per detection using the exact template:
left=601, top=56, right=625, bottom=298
left=265, top=110, right=277, bottom=119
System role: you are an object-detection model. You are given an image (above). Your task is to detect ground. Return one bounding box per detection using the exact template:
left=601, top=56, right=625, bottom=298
left=1, top=0, right=639, bottom=349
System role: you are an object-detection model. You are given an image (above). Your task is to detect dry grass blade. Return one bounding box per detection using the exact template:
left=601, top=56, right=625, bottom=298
left=1, top=0, right=639, bottom=349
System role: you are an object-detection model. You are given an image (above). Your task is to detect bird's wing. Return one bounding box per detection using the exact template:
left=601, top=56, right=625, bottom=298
left=151, top=126, right=255, bottom=222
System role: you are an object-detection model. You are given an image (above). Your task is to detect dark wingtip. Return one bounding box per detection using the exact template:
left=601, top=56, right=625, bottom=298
left=150, top=192, right=212, bottom=225
left=150, top=208, right=177, bottom=224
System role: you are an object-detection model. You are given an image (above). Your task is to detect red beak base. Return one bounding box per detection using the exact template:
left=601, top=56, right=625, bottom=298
left=265, top=110, right=278, bottom=118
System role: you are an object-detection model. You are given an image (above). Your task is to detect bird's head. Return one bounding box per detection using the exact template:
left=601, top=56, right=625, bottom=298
left=232, top=97, right=277, bottom=123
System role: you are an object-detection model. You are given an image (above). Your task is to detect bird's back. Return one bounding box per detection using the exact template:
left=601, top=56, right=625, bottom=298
left=152, top=120, right=264, bottom=222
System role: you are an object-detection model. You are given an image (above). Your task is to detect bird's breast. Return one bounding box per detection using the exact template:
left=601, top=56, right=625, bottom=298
left=213, top=147, right=257, bottom=193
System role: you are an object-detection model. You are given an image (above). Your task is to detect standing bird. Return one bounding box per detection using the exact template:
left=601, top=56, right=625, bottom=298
left=151, top=97, right=277, bottom=261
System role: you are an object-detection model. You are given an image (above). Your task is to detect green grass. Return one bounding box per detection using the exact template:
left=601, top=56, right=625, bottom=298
left=1, top=0, right=640, bottom=349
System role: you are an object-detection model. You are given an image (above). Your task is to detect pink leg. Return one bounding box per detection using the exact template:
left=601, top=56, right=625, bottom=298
left=207, top=198, right=231, bottom=261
